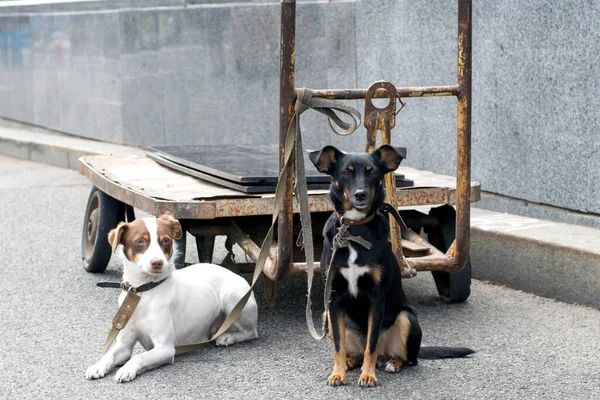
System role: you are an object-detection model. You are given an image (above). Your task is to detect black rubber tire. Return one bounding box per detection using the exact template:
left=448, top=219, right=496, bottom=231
left=425, top=205, right=472, bottom=303
left=81, top=187, right=123, bottom=273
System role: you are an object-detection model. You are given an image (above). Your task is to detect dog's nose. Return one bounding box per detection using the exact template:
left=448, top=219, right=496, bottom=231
left=151, top=259, right=164, bottom=270
left=354, top=190, right=367, bottom=202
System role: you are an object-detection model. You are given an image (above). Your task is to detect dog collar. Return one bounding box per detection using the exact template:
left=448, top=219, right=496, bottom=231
left=97, top=277, right=167, bottom=353
left=96, top=278, right=168, bottom=293
left=338, top=211, right=377, bottom=226
left=337, top=203, right=408, bottom=231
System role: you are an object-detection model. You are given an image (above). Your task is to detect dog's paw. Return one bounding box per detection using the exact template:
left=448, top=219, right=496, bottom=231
left=327, top=371, right=347, bottom=386
left=115, top=365, right=138, bottom=383
left=358, top=371, right=378, bottom=387
left=85, top=362, right=111, bottom=380
left=384, top=359, right=403, bottom=373
left=215, top=334, right=235, bottom=347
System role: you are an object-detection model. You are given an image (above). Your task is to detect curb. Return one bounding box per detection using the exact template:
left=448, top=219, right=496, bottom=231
left=0, top=125, right=145, bottom=170
left=471, top=209, right=600, bottom=308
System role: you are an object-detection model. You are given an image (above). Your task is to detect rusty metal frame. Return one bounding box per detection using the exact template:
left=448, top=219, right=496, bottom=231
left=276, top=0, right=472, bottom=277
left=75, top=0, right=475, bottom=304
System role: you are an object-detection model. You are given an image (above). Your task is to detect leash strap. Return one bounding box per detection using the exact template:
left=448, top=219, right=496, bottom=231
left=379, top=203, right=417, bottom=278
left=99, top=125, right=305, bottom=354
left=379, top=202, right=408, bottom=231
left=99, top=280, right=167, bottom=352
left=103, top=288, right=141, bottom=353
left=103, top=112, right=296, bottom=355
left=174, top=89, right=360, bottom=350
left=291, top=88, right=361, bottom=340
left=332, top=224, right=373, bottom=251
left=294, top=126, right=326, bottom=340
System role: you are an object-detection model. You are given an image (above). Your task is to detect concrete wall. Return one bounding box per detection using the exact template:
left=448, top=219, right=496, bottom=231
left=0, top=0, right=598, bottom=217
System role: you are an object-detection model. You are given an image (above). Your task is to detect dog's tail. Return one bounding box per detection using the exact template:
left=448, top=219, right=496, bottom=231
left=418, top=346, right=475, bottom=360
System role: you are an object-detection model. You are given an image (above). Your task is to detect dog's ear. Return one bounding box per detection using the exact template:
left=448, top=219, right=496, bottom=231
left=372, top=145, right=406, bottom=173
left=158, top=214, right=183, bottom=240
left=308, top=146, right=344, bottom=176
left=108, top=222, right=128, bottom=253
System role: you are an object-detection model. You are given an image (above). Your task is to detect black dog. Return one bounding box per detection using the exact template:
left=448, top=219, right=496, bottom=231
left=309, top=144, right=474, bottom=387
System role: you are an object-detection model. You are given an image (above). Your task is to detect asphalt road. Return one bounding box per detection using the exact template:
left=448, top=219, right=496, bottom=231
left=1, top=155, right=599, bottom=399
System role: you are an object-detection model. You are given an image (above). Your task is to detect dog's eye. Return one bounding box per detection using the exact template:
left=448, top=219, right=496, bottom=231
left=136, top=238, right=146, bottom=246
left=342, top=169, right=352, bottom=176
left=162, top=238, right=171, bottom=245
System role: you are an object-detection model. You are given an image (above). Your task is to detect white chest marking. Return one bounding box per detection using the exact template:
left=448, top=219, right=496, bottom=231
left=344, top=208, right=367, bottom=221
left=340, top=245, right=370, bottom=298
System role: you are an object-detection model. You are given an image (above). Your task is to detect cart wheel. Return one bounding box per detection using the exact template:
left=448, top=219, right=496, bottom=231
left=425, top=205, right=472, bottom=303
left=81, top=187, right=123, bottom=273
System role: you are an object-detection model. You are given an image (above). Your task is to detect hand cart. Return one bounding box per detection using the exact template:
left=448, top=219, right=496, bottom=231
left=79, top=0, right=477, bottom=303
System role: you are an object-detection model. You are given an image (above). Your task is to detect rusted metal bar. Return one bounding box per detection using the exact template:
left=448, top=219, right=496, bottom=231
left=405, top=255, right=452, bottom=272
left=289, top=261, right=323, bottom=276
left=277, top=0, right=296, bottom=281
left=292, top=256, right=451, bottom=275
left=449, top=0, right=472, bottom=273
left=228, top=220, right=279, bottom=281
left=363, top=82, right=410, bottom=277
left=363, top=82, right=422, bottom=277
left=310, top=85, right=460, bottom=100
left=290, top=233, right=450, bottom=277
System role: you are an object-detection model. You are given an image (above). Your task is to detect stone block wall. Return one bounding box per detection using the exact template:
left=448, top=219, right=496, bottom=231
left=0, top=0, right=598, bottom=215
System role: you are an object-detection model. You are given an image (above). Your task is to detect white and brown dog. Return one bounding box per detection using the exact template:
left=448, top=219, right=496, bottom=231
left=85, top=214, right=258, bottom=383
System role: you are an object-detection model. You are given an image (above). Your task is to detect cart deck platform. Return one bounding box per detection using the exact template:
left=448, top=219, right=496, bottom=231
left=79, top=154, right=480, bottom=220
